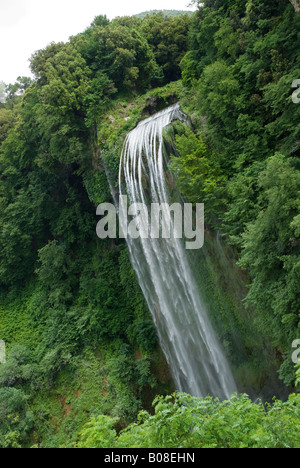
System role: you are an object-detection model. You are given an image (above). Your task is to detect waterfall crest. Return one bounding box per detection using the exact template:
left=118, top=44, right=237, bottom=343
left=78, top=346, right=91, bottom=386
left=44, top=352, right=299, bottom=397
left=118, top=103, right=237, bottom=399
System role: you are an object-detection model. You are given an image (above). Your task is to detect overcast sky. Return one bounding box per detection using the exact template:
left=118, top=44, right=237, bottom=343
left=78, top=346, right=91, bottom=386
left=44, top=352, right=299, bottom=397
left=0, top=0, right=195, bottom=84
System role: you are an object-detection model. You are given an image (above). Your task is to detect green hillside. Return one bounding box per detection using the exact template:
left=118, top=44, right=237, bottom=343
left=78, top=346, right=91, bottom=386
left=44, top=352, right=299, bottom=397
left=134, top=9, right=195, bottom=19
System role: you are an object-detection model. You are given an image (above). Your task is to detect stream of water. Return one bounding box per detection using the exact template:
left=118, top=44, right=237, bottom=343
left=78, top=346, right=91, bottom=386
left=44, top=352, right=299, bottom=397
left=118, top=104, right=237, bottom=399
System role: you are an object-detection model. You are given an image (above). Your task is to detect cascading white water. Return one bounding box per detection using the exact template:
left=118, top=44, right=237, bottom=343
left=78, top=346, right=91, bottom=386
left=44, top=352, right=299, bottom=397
left=118, top=103, right=237, bottom=399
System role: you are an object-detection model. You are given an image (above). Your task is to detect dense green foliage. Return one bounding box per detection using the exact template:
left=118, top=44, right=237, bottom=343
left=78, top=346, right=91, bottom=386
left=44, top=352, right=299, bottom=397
left=77, top=392, right=300, bottom=448
left=0, top=14, right=188, bottom=447
left=0, top=1, right=299, bottom=448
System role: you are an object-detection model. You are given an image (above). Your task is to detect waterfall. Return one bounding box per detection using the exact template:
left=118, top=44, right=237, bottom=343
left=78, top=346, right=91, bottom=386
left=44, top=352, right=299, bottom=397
left=118, top=103, right=237, bottom=400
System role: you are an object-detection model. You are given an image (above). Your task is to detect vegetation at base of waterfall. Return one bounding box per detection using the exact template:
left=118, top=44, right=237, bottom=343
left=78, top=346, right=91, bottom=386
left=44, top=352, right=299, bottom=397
left=0, top=2, right=299, bottom=448
left=76, top=392, right=300, bottom=449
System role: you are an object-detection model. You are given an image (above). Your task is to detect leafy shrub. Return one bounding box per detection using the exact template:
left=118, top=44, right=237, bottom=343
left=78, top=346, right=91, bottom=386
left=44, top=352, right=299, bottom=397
left=78, top=392, right=300, bottom=449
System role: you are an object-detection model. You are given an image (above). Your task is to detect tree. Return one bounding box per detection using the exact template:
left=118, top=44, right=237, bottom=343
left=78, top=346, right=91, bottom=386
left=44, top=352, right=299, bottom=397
left=0, top=344, right=37, bottom=387
left=5, top=77, right=32, bottom=101
left=0, top=387, right=33, bottom=448
left=31, top=43, right=90, bottom=114
left=76, top=20, right=157, bottom=93
left=141, top=13, right=191, bottom=83
left=239, top=154, right=300, bottom=384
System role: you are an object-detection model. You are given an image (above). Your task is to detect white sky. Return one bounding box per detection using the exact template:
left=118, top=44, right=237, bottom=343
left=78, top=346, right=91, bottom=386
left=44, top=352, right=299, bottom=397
left=0, top=0, right=195, bottom=84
